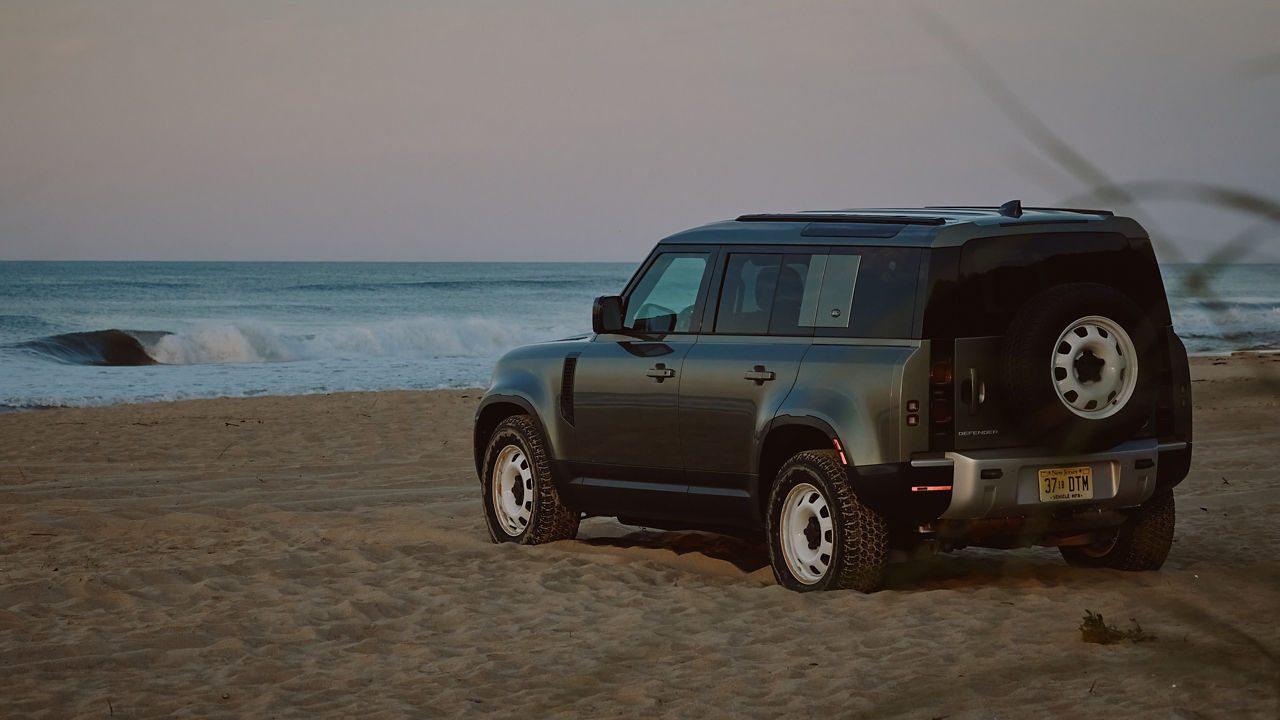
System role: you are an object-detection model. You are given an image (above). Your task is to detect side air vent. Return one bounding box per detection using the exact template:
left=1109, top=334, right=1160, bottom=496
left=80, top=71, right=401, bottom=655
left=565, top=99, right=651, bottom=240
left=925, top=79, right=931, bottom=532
left=560, top=353, right=580, bottom=425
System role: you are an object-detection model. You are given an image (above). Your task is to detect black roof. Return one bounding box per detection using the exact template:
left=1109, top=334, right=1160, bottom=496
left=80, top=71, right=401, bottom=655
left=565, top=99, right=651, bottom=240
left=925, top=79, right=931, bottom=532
left=657, top=205, right=1144, bottom=248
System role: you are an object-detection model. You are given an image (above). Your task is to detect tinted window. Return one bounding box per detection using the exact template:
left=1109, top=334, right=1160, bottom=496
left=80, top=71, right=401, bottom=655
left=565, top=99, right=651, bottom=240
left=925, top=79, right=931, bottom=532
left=624, top=253, right=709, bottom=333
left=712, top=249, right=920, bottom=338
left=806, top=253, right=861, bottom=330
left=921, top=233, right=1169, bottom=338
left=770, top=254, right=827, bottom=334
left=838, top=247, right=923, bottom=339
left=713, top=253, right=827, bottom=336
left=715, top=254, right=781, bottom=334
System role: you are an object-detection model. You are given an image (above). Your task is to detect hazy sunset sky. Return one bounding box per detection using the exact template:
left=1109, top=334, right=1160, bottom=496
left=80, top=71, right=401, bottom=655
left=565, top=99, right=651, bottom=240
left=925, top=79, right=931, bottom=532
left=2, top=1, right=1278, bottom=262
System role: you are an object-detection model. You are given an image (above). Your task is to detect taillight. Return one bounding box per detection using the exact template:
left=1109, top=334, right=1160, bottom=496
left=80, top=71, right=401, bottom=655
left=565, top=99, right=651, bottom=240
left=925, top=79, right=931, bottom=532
left=929, top=354, right=954, bottom=450
left=930, top=398, right=953, bottom=425
left=930, top=361, right=954, bottom=386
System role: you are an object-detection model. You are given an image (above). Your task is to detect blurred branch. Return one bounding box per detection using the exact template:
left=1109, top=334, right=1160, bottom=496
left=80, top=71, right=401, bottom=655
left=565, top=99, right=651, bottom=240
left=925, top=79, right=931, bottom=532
left=912, top=7, right=1128, bottom=203
left=917, top=7, right=1279, bottom=378
left=912, top=6, right=1183, bottom=261
left=1069, top=180, right=1280, bottom=266
left=1067, top=181, right=1280, bottom=224
left=1206, top=221, right=1280, bottom=266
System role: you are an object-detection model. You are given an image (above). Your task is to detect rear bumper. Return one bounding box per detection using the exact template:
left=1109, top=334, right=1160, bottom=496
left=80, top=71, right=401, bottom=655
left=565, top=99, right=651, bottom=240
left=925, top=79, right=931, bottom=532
left=929, top=438, right=1171, bottom=520
left=849, top=438, right=1190, bottom=527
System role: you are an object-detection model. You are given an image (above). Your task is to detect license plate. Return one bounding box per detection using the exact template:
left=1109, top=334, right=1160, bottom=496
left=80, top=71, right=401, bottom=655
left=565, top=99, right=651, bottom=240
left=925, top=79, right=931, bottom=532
left=1038, top=466, right=1094, bottom=502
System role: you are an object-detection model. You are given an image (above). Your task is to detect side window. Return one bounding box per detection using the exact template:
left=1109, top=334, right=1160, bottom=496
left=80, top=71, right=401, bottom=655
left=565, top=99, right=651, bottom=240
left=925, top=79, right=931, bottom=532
left=624, top=253, right=709, bottom=333
left=829, top=247, right=923, bottom=339
left=776, top=253, right=839, bottom=333
left=805, top=253, right=862, bottom=330
left=714, top=253, right=825, bottom=336
left=709, top=248, right=920, bottom=338
left=715, top=254, right=781, bottom=334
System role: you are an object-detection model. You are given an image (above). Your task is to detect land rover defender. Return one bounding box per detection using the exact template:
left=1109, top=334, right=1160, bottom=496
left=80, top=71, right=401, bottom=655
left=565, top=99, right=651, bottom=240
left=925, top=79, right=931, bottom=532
left=474, top=201, right=1192, bottom=591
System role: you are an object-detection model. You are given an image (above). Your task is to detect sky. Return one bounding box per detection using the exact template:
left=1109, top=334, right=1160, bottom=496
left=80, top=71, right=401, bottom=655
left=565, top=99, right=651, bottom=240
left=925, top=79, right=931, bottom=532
left=2, top=1, right=1278, bottom=262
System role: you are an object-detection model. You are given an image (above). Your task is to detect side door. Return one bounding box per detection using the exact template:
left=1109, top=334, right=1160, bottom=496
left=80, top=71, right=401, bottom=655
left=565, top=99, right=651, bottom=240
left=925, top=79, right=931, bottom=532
left=565, top=249, right=714, bottom=519
left=678, top=248, right=849, bottom=523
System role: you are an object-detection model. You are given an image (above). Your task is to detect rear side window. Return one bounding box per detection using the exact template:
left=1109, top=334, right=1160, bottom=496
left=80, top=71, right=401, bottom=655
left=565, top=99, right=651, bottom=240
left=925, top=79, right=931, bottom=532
left=714, top=253, right=831, bottom=336
left=711, top=248, right=921, bottom=338
left=834, top=247, right=923, bottom=339
left=715, top=253, right=782, bottom=334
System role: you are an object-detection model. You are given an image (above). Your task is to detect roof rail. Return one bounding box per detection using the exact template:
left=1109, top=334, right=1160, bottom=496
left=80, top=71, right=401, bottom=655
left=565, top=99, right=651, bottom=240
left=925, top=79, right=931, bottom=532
left=924, top=205, right=1114, bottom=217
left=736, top=213, right=947, bottom=226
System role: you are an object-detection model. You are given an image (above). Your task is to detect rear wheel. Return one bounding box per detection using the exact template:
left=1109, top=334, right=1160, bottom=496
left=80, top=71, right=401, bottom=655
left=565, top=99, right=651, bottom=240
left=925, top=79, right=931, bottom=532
left=480, top=415, right=579, bottom=545
left=766, top=450, right=888, bottom=592
left=1060, top=490, right=1175, bottom=570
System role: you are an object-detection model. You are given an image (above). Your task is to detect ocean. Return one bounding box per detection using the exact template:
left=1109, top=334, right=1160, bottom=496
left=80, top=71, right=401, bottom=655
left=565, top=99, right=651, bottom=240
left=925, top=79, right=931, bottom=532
left=0, top=261, right=1275, bottom=410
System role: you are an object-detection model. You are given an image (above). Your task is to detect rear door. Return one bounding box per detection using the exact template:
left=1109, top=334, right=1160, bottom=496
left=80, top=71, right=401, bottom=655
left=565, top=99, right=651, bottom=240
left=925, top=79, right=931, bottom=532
left=921, top=233, right=1160, bottom=451
left=677, top=248, right=842, bottom=521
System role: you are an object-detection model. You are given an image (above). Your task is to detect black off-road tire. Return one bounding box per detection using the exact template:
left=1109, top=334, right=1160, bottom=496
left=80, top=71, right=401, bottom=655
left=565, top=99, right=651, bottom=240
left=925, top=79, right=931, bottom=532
left=766, top=450, right=888, bottom=593
left=1001, top=283, right=1159, bottom=453
left=1060, top=489, right=1175, bottom=570
left=480, top=414, right=580, bottom=545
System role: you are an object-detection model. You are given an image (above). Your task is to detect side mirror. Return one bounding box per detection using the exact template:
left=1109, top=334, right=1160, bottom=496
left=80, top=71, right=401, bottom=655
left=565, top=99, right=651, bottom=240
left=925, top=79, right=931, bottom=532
left=592, top=295, right=624, bottom=334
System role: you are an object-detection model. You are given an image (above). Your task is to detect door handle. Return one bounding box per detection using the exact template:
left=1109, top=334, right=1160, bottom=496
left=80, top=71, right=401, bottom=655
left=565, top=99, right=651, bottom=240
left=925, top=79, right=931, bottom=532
left=646, top=363, right=676, bottom=382
left=968, top=368, right=978, bottom=415
left=744, top=365, right=776, bottom=385
left=964, top=367, right=985, bottom=414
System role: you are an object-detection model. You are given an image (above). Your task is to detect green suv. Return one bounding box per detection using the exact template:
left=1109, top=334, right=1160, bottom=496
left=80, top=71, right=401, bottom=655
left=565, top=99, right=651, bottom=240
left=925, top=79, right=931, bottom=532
left=473, top=201, right=1193, bottom=592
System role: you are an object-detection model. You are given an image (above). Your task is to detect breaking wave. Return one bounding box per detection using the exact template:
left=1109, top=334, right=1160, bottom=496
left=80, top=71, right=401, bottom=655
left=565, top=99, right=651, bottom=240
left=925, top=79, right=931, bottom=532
left=16, top=317, right=572, bottom=367
left=16, top=330, right=162, bottom=366
left=1171, top=298, right=1280, bottom=354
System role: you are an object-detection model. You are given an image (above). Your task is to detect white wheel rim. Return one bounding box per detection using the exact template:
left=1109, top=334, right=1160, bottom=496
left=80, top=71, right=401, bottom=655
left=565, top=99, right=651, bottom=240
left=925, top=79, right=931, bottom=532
left=491, top=444, right=533, bottom=537
left=779, top=482, right=834, bottom=585
left=1051, top=315, right=1138, bottom=419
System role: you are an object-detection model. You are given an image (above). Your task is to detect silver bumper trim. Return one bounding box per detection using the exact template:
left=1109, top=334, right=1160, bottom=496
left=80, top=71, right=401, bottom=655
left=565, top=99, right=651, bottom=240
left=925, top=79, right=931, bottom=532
left=938, top=438, right=1160, bottom=520
left=909, top=457, right=955, bottom=469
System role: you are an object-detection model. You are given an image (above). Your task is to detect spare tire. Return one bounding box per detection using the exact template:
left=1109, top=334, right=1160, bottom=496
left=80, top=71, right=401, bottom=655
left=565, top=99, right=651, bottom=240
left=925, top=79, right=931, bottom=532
left=1001, top=283, right=1157, bottom=452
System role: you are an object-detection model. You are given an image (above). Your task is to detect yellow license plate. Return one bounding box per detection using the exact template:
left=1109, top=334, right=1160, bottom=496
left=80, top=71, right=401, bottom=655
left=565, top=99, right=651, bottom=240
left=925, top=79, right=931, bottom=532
left=1038, top=466, right=1094, bottom=502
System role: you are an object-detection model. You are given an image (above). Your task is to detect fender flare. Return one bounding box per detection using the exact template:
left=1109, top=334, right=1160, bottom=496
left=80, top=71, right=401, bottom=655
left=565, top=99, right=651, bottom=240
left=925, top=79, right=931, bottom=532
left=474, top=393, right=552, bottom=476
left=750, top=414, right=848, bottom=523
left=760, top=414, right=846, bottom=466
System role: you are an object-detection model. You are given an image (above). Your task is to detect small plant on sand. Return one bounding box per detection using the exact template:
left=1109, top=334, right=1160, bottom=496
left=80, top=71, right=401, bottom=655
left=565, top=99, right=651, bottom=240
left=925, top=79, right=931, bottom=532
left=1080, top=610, right=1157, bottom=645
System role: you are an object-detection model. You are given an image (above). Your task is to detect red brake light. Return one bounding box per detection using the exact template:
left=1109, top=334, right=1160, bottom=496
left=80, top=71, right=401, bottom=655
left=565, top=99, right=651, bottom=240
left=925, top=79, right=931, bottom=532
left=930, top=362, right=954, bottom=386
left=931, top=398, right=952, bottom=425
left=928, top=352, right=955, bottom=451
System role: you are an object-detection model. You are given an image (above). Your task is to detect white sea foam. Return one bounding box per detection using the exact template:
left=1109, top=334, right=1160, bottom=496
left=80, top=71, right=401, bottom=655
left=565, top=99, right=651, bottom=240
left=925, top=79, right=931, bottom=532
left=0, top=261, right=626, bottom=408
left=144, top=316, right=575, bottom=366
left=1171, top=300, right=1280, bottom=354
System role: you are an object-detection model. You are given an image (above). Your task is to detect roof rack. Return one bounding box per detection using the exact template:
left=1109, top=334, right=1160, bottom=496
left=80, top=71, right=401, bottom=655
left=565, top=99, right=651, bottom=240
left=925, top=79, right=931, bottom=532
left=736, top=213, right=947, bottom=226
left=924, top=205, right=1114, bottom=217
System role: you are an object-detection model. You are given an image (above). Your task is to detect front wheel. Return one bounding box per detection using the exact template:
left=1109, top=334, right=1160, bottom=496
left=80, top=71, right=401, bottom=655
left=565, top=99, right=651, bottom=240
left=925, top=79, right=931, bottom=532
left=480, top=414, right=580, bottom=545
left=766, top=450, right=888, bottom=592
left=1060, top=489, right=1175, bottom=570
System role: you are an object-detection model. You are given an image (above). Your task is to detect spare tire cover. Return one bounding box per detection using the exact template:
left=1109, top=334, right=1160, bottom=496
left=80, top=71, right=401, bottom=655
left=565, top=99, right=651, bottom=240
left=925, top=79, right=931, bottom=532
left=1000, top=283, right=1158, bottom=452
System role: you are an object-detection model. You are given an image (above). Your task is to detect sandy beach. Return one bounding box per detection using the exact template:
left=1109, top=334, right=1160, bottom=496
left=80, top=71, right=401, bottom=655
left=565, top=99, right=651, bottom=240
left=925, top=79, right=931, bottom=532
left=2, top=355, right=1277, bottom=718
